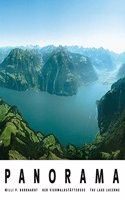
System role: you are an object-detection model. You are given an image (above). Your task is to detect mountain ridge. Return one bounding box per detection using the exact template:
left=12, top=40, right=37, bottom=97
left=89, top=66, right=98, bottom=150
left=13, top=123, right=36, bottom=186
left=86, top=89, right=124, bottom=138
left=0, top=47, right=98, bottom=96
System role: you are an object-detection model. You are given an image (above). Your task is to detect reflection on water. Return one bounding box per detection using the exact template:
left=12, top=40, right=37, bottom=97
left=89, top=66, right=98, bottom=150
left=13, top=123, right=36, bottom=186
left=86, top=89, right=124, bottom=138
left=0, top=83, right=111, bottom=147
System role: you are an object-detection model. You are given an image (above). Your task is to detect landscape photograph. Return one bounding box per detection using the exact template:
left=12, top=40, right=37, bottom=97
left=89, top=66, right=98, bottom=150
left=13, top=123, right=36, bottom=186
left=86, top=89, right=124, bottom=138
left=0, top=0, right=125, bottom=160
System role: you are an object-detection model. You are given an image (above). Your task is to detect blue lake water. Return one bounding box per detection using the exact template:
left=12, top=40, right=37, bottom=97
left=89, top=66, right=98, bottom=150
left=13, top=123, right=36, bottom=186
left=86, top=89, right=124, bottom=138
left=0, top=83, right=111, bottom=147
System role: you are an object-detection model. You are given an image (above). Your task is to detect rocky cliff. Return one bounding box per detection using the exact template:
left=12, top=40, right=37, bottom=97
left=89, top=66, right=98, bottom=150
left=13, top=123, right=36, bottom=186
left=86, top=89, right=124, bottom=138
left=98, top=77, right=125, bottom=134
left=85, top=77, right=125, bottom=159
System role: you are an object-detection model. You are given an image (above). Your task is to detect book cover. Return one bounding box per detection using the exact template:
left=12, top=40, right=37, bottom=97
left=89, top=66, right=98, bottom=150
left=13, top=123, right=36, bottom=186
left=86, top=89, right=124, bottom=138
left=0, top=0, right=124, bottom=199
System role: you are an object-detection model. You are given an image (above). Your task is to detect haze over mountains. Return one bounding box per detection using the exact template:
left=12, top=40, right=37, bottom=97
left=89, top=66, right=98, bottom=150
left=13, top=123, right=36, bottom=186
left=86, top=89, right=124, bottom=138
left=0, top=45, right=125, bottom=96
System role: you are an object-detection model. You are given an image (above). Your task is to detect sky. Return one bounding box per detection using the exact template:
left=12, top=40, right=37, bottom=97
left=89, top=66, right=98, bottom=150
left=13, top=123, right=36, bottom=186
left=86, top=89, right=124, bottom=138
left=0, top=0, right=125, bottom=52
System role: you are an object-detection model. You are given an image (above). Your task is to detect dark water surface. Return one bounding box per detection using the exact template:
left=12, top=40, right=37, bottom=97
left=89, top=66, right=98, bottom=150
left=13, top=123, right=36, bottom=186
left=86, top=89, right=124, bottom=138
left=0, top=83, right=110, bottom=146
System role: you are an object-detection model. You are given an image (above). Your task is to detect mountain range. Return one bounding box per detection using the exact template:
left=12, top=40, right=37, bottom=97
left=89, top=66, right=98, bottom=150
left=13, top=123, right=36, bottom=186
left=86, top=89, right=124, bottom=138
left=0, top=46, right=98, bottom=96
